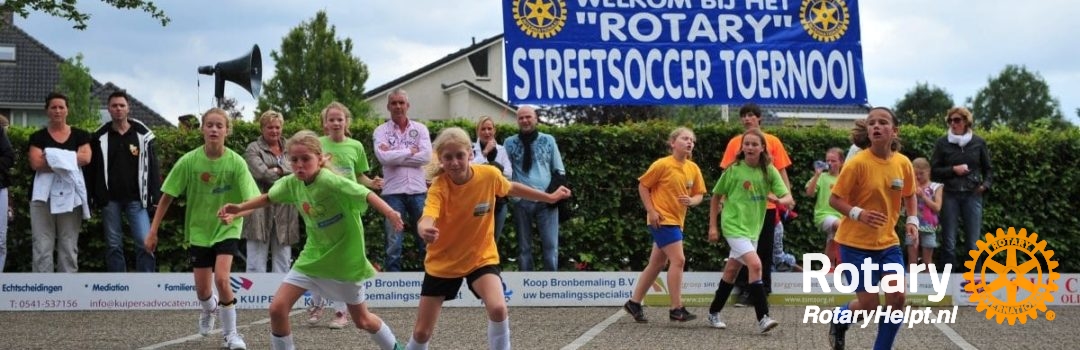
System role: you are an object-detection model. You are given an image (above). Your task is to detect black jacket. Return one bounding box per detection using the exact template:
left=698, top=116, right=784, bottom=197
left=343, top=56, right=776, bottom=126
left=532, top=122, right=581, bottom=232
left=0, top=128, right=13, bottom=189
left=86, top=119, right=162, bottom=209
left=930, top=134, right=993, bottom=193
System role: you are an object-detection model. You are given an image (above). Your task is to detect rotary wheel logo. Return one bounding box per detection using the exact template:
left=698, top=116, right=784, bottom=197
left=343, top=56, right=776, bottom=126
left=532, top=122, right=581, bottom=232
left=963, top=227, right=1060, bottom=325
left=512, top=0, right=568, bottom=39
left=799, top=0, right=850, bottom=42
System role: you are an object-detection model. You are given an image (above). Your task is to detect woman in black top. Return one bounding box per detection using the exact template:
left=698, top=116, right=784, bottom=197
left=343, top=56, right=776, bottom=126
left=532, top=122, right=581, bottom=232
left=930, top=106, right=992, bottom=273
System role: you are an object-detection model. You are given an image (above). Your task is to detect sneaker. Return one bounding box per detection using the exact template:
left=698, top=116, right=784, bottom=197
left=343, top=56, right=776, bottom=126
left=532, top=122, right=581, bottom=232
left=706, top=313, right=727, bottom=329
left=306, top=305, right=324, bottom=325
left=829, top=321, right=849, bottom=349
left=328, top=311, right=349, bottom=329
left=623, top=300, right=647, bottom=323
left=222, top=332, right=247, bottom=350
left=758, top=315, right=779, bottom=334
left=198, top=306, right=218, bottom=336
left=669, top=306, right=697, bottom=322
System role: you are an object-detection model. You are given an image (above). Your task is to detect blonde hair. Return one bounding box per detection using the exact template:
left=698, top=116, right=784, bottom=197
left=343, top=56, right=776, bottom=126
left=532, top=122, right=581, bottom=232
left=321, top=101, right=352, bottom=136
left=201, top=107, right=232, bottom=134
left=285, top=130, right=333, bottom=171
left=258, top=110, right=284, bottom=128
left=946, top=106, right=974, bottom=130
left=669, top=127, right=694, bottom=143
left=912, top=157, right=931, bottom=171
left=475, top=116, right=495, bottom=138
left=425, top=127, right=473, bottom=180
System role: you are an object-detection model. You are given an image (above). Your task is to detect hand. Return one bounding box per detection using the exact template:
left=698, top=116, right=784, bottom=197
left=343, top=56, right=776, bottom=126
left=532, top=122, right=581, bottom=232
left=707, top=227, right=720, bottom=243
left=549, top=186, right=571, bottom=202
left=483, top=141, right=495, bottom=155
left=387, top=211, right=404, bottom=232
left=410, top=145, right=420, bottom=155
left=378, top=143, right=390, bottom=152
left=975, top=185, right=986, bottom=195
left=646, top=210, right=661, bottom=229
left=905, top=223, right=919, bottom=243
left=766, top=194, right=780, bottom=203
left=372, top=176, right=384, bottom=190
left=419, top=226, right=439, bottom=244
left=219, top=213, right=237, bottom=225
left=814, top=167, right=823, bottom=175
left=677, top=195, right=692, bottom=207
left=144, top=232, right=158, bottom=253
left=857, top=209, right=888, bottom=228
left=953, top=164, right=969, bottom=175
left=218, top=204, right=241, bottom=217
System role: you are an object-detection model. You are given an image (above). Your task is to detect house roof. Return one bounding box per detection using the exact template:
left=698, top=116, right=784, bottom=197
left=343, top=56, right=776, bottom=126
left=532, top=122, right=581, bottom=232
left=0, top=22, right=173, bottom=127
left=364, top=33, right=504, bottom=99
left=441, top=79, right=516, bottom=112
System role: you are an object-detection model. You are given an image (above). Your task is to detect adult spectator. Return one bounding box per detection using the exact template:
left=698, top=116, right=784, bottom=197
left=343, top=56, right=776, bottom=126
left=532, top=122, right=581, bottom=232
left=29, top=92, right=91, bottom=272
left=242, top=110, right=300, bottom=272
left=930, top=106, right=992, bottom=272
left=374, top=89, right=432, bottom=272
left=88, top=91, right=161, bottom=272
left=472, top=116, right=513, bottom=238
left=504, top=106, right=566, bottom=271
left=0, top=115, right=14, bottom=272
left=718, top=103, right=792, bottom=298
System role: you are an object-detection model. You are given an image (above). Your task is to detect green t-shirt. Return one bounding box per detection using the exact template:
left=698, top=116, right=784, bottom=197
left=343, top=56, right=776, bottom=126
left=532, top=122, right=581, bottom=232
left=319, top=136, right=370, bottom=182
left=712, top=161, right=789, bottom=240
left=807, top=172, right=843, bottom=227
left=161, top=146, right=260, bottom=247
left=269, top=169, right=376, bottom=282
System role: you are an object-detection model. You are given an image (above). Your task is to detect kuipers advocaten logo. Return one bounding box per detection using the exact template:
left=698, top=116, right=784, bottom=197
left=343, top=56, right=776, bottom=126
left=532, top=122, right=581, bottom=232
left=964, top=227, right=1060, bottom=325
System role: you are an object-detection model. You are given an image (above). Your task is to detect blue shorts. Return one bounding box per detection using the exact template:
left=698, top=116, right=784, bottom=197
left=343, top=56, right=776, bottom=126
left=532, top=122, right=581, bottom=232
left=649, top=225, right=683, bottom=248
left=838, top=245, right=905, bottom=293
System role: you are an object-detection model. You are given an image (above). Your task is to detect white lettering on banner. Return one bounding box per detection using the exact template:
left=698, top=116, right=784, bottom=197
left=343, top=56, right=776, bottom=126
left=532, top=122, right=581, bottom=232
left=599, top=12, right=793, bottom=43
left=802, top=253, right=952, bottom=302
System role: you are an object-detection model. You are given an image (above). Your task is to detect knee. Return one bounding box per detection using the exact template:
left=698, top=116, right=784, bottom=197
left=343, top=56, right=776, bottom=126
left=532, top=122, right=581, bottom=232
left=668, top=256, right=686, bottom=270
left=412, top=328, right=434, bottom=344
left=356, top=314, right=381, bottom=332
left=269, top=301, right=291, bottom=320
left=888, top=295, right=905, bottom=309
left=214, top=275, right=231, bottom=291
left=487, top=304, right=508, bottom=322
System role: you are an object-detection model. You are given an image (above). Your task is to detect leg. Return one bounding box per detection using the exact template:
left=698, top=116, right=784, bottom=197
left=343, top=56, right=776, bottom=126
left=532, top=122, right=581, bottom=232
left=960, top=193, right=985, bottom=272
left=873, top=248, right=907, bottom=350
left=30, top=201, right=56, bottom=272
left=922, top=247, right=934, bottom=266
left=406, top=193, right=429, bottom=269
left=124, top=201, right=155, bottom=272
left=756, top=209, right=777, bottom=294
left=906, top=243, right=918, bottom=266
left=54, top=209, right=82, bottom=272
left=630, top=244, right=666, bottom=303
left=102, top=201, right=127, bottom=272
left=270, top=239, right=292, bottom=273
left=472, top=274, right=511, bottom=350
left=709, top=259, right=743, bottom=314
left=213, top=254, right=240, bottom=336
left=269, top=283, right=307, bottom=337
left=938, top=194, right=960, bottom=270
left=537, top=204, right=560, bottom=271
left=513, top=201, right=536, bottom=271
left=493, top=200, right=508, bottom=239
left=409, top=296, right=446, bottom=348
left=659, top=241, right=686, bottom=308
left=382, top=194, right=406, bottom=272
left=246, top=240, right=270, bottom=273
left=348, top=302, right=399, bottom=350
left=0, top=188, right=8, bottom=272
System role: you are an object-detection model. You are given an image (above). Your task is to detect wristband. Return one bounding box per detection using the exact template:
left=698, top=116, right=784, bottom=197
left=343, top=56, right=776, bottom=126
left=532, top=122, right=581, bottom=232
left=907, top=215, right=920, bottom=226
left=848, top=207, right=863, bottom=221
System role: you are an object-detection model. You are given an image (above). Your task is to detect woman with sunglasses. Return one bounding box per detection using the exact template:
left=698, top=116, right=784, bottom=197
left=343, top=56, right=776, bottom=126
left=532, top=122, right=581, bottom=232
left=929, top=106, right=992, bottom=274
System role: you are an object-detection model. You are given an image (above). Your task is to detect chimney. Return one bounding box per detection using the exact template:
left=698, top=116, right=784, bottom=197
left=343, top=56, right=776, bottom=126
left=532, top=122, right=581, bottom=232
left=2, top=11, right=12, bottom=26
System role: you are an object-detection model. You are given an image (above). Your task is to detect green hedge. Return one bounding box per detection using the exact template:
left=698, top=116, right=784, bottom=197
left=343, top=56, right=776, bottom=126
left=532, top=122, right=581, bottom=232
left=4, top=120, right=1078, bottom=272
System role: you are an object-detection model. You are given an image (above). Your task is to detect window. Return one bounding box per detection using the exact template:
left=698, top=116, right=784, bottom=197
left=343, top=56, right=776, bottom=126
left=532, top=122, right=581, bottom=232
left=0, top=45, right=14, bottom=62
left=468, top=50, right=489, bottom=78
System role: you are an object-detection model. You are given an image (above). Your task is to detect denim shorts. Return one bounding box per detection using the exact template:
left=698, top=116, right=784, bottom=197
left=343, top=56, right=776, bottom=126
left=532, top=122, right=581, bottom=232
left=649, top=225, right=684, bottom=248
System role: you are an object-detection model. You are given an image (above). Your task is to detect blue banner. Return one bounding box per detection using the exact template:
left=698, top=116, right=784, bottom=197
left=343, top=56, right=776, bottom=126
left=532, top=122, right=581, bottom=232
left=503, top=0, right=866, bottom=106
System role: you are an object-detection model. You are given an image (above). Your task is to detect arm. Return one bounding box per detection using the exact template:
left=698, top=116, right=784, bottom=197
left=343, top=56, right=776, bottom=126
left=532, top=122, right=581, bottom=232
left=903, top=193, right=919, bottom=239
left=929, top=139, right=954, bottom=182
left=779, top=167, right=791, bottom=191
left=145, top=194, right=174, bottom=253
left=366, top=191, right=403, bottom=232
left=244, top=142, right=280, bottom=185
left=708, top=195, right=722, bottom=243
left=829, top=193, right=887, bottom=228
left=805, top=172, right=821, bottom=197
left=29, top=146, right=50, bottom=172
left=979, top=143, right=993, bottom=192
left=76, top=143, right=91, bottom=166
left=772, top=193, right=795, bottom=207
left=417, top=215, right=437, bottom=244
left=928, top=186, right=943, bottom=213
left=638, top=182, right=660, bottom=228
left=218, top=193, right=271, bottom=219
left=509, top=182, right=570, bottom=203
left=146, top=139, right=163, bottom=209
left=0, top=130, right=14, bottom=172
left=358, top=173, right=383, bottom=190
left=496, top=146, right=513, bottom=179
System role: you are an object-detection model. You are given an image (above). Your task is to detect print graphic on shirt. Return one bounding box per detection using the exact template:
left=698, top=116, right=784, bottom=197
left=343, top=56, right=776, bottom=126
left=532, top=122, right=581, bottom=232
left=473, top=202, right=491, bottom=217
left=200, top=171, right=232, bottom=194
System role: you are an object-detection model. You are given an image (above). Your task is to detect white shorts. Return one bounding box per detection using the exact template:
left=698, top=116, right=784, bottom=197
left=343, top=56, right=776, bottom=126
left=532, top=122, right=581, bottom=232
left=820, top=215, right=840, bottom=240
left=726, top=237, right=758, bottom=264
left=282, top=270, right=367, bottom=305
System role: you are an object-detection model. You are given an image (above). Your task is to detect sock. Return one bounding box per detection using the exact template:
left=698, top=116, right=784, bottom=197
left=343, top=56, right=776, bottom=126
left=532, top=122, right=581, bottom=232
left=370, top=322, right=398, bottom=350
left=836, top=302, right=851, bottom=325
left=200, top=295, right=218, bottom=312
left=748, top=281, right=770, bottom=320
left=708, top=280, right=735, bottom=314
left=270, top=334, right=295, bottom=350
left=335, top=301, right=348, bottom=314
left=219, top=298, right=238, bottom=334
left=874, top=308, right=902, bottom=350
left=488, top=318, right=511, bottom=350
left=406, top=336, right=428, bottom=350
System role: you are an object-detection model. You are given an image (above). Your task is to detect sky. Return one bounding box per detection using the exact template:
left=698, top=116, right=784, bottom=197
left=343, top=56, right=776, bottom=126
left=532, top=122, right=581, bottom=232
left=10, top=0, right=1080, bottom=126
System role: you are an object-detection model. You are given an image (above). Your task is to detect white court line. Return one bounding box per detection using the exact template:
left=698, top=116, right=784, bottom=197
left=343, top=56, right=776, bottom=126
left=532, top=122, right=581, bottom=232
left=138, top=309, right=304, bottom=349
left=933, top=322, right=978, bottom=350
left=561, top=310, right=625, bottom=350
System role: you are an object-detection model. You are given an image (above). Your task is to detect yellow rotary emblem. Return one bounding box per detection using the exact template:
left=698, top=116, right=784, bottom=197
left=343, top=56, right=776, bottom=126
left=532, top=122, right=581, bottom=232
left=799, top=0, right=850, bottom=42
left=512, top=0, right=568, bottom=39
left=963, top=227, right=1060, bottom=325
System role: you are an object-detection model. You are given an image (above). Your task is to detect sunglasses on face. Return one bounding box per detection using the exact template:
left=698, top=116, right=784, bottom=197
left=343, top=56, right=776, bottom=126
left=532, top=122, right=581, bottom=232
left=948, top=117, right=964, bottom=124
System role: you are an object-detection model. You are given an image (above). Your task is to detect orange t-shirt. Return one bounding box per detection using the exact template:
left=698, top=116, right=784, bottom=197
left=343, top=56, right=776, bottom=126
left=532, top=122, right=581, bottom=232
left=422, top=165, right=511, bottom=277
left=638, top=155, right=707, bottom=229
left=831, top=150, right=916, bottom=250
left=719, top=132, right=792, bottom=209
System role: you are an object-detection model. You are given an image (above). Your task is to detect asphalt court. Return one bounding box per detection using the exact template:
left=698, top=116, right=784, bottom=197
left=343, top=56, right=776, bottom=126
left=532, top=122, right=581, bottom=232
left=0, top=305, right=1072, bottom=349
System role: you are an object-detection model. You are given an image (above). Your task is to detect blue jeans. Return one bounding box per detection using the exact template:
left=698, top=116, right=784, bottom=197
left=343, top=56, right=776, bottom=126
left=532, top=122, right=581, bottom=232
left=939, top=191, right=984, bottom=272
left=382, top=193, right=427, bottom=272
left=513, top=200, right=559, bottom=271
left=103, top=200, right=155, bottom=272
left=493, top=199, right=508, bottom=239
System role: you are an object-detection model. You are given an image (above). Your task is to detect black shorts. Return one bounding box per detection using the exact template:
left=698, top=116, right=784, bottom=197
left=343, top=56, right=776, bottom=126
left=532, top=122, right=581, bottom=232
left=189, top=239, right=240, bottom=268
left=421, top=265, right=501, bottom=301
